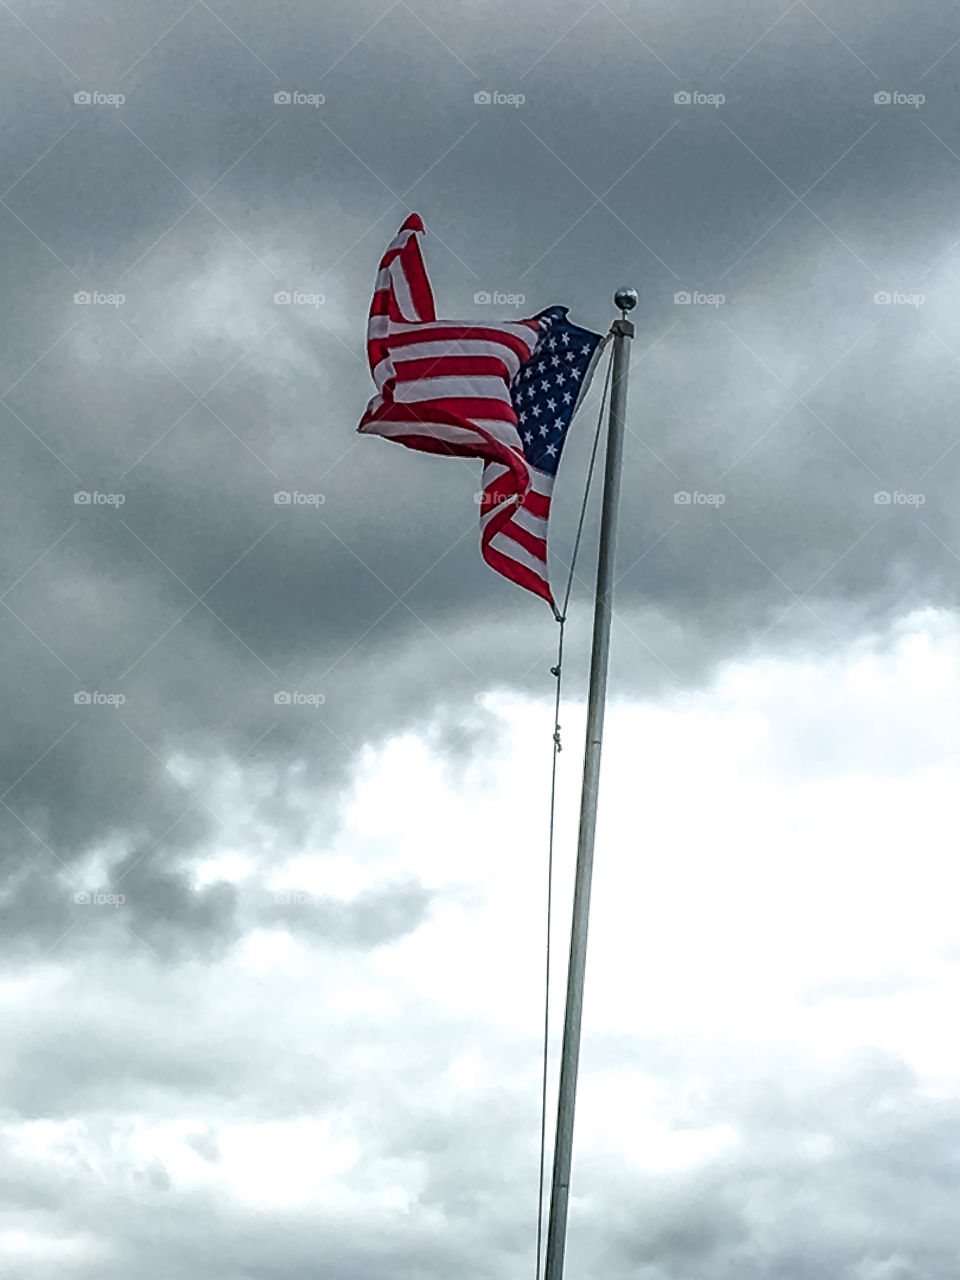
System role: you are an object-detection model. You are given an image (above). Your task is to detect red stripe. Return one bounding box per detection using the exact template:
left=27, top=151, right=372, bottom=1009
left=367, top=338, right=389, bottom=369
left=359, top=401, right=530, bottom=497
left=398, top=397, right=518, bottom=423
left=369, top=288, right=409, bottom=325
left=385, top=326, right=537, bottom=364
left=394, top=355, right=514, bottom=383
left=481, top=542, right=553, bottom=604
left=521, top=489, right=551, bottom=519
left=483, top=471, right=520, bottom=509
left=361, top=431, right=500, bottom=461
left=400, top=232, right=436, bottom=322
left=497, top=516, right=547, bottom=561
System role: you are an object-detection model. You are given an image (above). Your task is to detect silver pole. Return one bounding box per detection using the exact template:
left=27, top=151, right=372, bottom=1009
left=542, top=289, right=636, bottom=1280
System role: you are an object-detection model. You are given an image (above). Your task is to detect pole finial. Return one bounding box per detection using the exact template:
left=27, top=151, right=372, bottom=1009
left=614, top=287, right=638, bottom=316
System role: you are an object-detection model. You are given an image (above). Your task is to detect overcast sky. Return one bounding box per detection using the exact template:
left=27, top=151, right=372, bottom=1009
left=3, top=1, right=960, bottom=1276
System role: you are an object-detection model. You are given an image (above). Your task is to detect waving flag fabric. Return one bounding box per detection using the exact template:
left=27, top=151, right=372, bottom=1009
left=358, top=214, right=604, bottom=608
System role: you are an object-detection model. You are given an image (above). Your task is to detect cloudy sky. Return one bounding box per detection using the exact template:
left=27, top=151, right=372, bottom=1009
left=3, top=0, right=960, bottom=1276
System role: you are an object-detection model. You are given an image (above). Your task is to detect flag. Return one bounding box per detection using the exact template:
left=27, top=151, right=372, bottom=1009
left=358, top=214, right=604, bottom=609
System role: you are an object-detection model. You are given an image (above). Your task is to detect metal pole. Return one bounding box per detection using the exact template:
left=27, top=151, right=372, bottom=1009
left=542, top=289, right=636, bottom=1280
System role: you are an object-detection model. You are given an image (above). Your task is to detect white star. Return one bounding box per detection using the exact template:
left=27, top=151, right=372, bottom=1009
left=553, top=418, right=563, bottom=430
left=561, top=333, right=570, bottom=345
left=541, top=379, right=550, bottom=391
left=524, top=431, right=533, bottom=443
left=518, top=410, right=527, bottom=423
left=539, top=423, right=549, bottom=436
left=546, top=397, right=557, bottom=410
left=547, top=336, right=556, bottom=349
left=570, top=368, right=581, bottom=379
left=546, top=443, right=557, bottom=456
left=550, top=355, right=560, bottom=366
left=537, top=361, right=546, bottom=372
left=566, top=351, right=576, bottom=362
left=562, top=391, right=573, bottom=404
left=531, top=404, right=541, bottom=416
left=555, top=371, right=565, bottom=385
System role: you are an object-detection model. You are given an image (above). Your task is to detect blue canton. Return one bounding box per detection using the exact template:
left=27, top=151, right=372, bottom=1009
left=510, top=306, right=603, bottom=477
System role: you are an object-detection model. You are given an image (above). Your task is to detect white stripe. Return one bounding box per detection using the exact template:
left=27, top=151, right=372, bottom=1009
left=480, top=495, right=520, bottom=534
left=393, top=376, right=513, bottom=403
left=468, top=418, right=524, bottom=449
left=511, top=503, right=550, bottom=539
left=526, top=468, right=554, bottom=498
left=389, top=256, right=417, bottom=323
left=486, top=529, right=548, bottom=574
left=371, top=355, right=394, bottom=393
left=369, top=316, right=538, bottom=345
left=360, top=419, right=486, bottom=448
left=390, top=338, right=525, bottom=375
left=372, top=339, right=526, bottom=391
left=382, top=227, right=416, bottom=257
left=481, top=494, right=550, bottom=538
left=482, top=461, right=510, bottom=486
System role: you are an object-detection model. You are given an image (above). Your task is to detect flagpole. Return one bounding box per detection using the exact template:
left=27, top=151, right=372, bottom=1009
left=542, top=288, right=636, bottom=1280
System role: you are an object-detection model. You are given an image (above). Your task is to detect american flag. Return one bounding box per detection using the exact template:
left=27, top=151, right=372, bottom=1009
left=358, top=214, right=604, bottom=609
